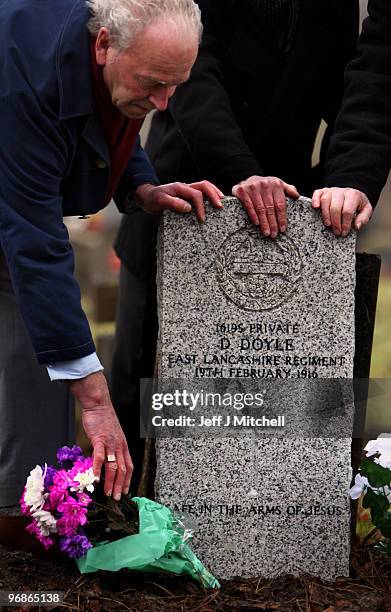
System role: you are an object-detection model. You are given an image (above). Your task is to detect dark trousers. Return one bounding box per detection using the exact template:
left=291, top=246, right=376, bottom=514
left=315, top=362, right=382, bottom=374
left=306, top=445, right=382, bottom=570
left=110, top=260, right=158, bottom=496
left=0, top=253, right=74, bottom=506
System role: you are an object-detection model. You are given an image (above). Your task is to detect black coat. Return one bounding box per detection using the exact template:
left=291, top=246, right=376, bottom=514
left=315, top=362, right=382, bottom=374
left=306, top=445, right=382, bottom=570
left=325, top=0, right=391, bottom=206
left=115, top=0, right=359, bottom=270
left=145, top=0, right=359, bottom=196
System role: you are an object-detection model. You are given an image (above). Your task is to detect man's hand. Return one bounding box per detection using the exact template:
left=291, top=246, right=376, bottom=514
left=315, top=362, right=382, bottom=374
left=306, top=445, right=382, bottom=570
left=68, top=372, right=133, bottom=500
left=312, top=187, right=373, bottom=236
left=135, top=181, right=225, bottom=223
left=232, top=175, right=299, bottom=239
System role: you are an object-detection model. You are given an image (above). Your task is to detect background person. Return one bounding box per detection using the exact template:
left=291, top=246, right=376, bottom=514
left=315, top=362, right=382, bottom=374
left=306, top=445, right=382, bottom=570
left=312, top=0, right=389, bottom=236
left=111, top=0, right=361, bottom=494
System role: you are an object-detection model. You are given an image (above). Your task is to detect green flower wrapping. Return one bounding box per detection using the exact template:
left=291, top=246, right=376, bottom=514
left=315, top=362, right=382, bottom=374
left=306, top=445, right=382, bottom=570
left=75, top=497, right=220, bottom=589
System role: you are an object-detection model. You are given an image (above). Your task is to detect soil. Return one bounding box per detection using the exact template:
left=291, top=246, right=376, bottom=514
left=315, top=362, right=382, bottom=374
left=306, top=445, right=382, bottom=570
left=0, top=541, right=390, bottom=611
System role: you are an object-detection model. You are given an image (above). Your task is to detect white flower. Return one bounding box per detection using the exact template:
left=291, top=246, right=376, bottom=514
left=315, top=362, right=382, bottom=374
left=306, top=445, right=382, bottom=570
left=365, top=436, right=391, bottom=470
left=365, top=437, right=391, bottom=457
left=70, top=467, right=98, bottom=493
left=24, top=465, right=45, bottom=510
left=31, top=508, right=57, bottom=536
left=349, top=473, right=369, bottom=500
left=374, top=454, right=391, bottom=469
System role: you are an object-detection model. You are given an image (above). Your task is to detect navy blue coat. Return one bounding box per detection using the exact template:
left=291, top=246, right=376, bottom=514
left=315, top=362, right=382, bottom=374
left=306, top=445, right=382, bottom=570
left=0, top=0, right=157, bottom=364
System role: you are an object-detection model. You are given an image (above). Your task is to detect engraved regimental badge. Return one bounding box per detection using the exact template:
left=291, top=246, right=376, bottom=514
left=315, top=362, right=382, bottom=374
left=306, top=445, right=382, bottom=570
left=215, top=225, right=302, bottom=311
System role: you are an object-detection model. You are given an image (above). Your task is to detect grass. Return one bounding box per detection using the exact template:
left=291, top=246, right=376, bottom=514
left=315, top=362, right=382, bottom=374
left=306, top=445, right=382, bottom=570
left=370, top=276, right=391, bottom=378
left=365, top=275, right=391, bottom=436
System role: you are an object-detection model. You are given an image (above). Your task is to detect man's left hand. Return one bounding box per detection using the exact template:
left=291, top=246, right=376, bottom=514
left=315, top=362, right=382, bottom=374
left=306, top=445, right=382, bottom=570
left=312, top=187, right=373, bottom=236
left=135, top=181, right=225, bottom=223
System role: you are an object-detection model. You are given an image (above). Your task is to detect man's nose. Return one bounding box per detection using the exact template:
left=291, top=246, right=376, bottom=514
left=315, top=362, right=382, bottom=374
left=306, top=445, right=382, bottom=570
left=149, top=86, right=176, bottom=111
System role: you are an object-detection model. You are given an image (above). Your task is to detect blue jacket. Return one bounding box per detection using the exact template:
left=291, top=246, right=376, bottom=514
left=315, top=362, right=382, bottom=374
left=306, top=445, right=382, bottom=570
left=0, top=0, right=158, bottom=364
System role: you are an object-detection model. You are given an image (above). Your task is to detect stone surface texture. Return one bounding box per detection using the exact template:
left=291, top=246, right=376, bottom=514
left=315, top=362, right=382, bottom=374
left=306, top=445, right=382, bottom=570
left=156, top=197, right=356, bottom=580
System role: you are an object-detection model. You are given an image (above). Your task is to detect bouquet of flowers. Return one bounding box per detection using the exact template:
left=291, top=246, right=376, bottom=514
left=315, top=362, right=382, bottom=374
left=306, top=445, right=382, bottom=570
left=20, top=445, right=220, bottom=588
left=350, top=434, right=391, bottom=554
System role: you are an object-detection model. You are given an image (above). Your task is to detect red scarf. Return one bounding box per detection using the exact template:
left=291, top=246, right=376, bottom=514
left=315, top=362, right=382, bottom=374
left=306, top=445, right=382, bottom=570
left=89, top=38, right=144, bottom=206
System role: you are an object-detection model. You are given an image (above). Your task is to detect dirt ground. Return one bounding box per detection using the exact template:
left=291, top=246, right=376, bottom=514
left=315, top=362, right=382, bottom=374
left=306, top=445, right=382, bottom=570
left=0, top=540, right=390, bottom=612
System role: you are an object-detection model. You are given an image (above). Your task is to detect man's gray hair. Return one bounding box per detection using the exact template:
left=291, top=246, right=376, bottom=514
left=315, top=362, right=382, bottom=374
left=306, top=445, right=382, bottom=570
left=87, top=0, right=202, bottom=51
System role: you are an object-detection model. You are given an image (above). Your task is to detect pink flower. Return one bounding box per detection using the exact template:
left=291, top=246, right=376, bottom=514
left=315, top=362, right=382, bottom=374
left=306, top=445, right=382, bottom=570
left=53, top=469, right=74, bottom=489
left=49, top=469, right=76, bottom=507
left=57, top=497, right=88, bottom=536
left=68, top=457, right=93, bottom=479
left=26, top=520, right=54, bottom=550
left=77, top=492, right=92, bottom=506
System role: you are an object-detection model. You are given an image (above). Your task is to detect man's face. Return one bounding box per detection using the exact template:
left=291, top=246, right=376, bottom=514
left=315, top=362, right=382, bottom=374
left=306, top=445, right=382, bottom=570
left=95, top=20, right=199, bottom=119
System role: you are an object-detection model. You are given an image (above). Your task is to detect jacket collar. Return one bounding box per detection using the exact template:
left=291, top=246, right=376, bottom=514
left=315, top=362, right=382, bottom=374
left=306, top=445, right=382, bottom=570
left=56, top=1, right=110, bottom=163
left=56, top=0, right=94, bottom=119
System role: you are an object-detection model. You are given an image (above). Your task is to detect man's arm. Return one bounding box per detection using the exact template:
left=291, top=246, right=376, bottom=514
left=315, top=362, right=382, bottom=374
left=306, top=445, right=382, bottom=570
left=0, top=93, right=94, bottom=363
left=114, top=136, right=160, bottom=214
left=47, top=353, right=103, bottom=380
left=313, top=0, right=391, bottom=234
left=0, top=92, right=132, bottom=498
left=115, top=136, right=225, bottom=222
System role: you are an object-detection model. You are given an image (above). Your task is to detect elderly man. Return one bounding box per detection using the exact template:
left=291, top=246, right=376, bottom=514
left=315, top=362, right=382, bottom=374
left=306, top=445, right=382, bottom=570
left=0, top=0, right=223, bottom=513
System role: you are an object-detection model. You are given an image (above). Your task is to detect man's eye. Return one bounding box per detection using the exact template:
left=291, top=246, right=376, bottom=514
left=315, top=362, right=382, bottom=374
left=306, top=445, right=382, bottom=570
left=139, top=79, right=165, bottom=90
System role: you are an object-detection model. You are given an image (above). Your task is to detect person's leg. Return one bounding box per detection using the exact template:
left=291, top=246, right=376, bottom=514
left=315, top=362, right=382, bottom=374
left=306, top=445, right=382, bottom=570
left=111, top=261, right=158, bottom=496
left=0, top=253, right=74, bottom=509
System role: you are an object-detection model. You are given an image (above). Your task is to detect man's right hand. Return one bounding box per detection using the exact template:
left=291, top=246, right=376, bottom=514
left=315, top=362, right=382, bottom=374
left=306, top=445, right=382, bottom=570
left=311, top=187, right=373, bottom=236
left=232, top=175, right=299, bottom=239
left=134, top=181, right=225, bottom=223
left=68, top=372, right=133, bottom=500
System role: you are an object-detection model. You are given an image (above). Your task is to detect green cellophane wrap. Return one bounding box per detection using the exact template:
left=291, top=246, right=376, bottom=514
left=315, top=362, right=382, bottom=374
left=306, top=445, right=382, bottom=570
left=75, top=497, right=220, bottom=589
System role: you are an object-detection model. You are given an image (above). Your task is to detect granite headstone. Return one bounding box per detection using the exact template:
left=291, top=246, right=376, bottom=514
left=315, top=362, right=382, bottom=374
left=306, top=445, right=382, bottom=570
left=155, top=197, right=356, bottom=579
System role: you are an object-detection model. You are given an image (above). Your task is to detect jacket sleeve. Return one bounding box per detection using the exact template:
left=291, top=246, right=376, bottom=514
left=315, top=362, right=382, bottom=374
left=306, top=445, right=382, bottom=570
left=165, top=1, right=263, bottom=191
left=0, top=92, right=95, bottom=364
left=114, top=136, right=159, bottom=214
left=324, top=0, right=391, bottom=205
left=317, top=0, right=359, bottom=167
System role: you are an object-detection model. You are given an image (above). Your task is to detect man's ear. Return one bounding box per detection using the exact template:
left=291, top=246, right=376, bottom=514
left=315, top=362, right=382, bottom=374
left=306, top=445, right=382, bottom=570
left=95, top=27, right=110, bottom=66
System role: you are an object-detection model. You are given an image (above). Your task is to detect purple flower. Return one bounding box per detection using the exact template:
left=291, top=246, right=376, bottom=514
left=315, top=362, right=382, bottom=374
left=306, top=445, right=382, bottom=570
left=59, top=534, right=92, bottom=559
left=57, top=445, right=85, bottom=465
left=43, top=466, right=57, bottom=489
left=57, top=497, right=88, bottom=536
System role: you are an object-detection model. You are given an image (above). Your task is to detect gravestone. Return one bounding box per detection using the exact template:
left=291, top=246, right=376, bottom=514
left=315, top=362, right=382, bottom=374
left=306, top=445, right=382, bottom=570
left=155, top=197, right=356, bottom=580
